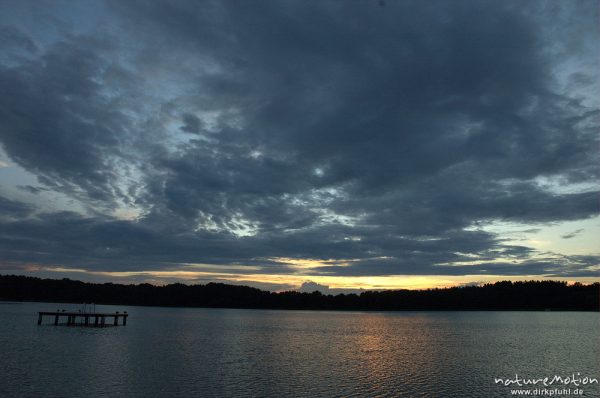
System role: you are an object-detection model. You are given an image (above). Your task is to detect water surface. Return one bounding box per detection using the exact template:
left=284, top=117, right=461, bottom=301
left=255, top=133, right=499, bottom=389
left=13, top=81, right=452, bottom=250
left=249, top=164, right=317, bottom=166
left=1, top=302, right=598, bottom=397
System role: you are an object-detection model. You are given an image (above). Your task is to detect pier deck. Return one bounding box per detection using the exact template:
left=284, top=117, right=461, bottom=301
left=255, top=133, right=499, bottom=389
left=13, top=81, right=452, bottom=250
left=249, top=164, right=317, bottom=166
left=37, top=311, right=128, bottom=327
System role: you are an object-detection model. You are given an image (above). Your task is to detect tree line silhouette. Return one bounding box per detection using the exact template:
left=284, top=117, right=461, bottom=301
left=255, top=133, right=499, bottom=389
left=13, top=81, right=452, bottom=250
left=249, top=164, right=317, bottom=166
left=0, top=275, right=598, bottom=311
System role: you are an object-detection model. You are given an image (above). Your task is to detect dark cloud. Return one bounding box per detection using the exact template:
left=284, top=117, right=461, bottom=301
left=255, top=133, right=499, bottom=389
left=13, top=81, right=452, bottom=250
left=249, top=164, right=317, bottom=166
left=0, top=195, right=32, bottom=220
left=0, top=0, right=598, bottom=282
left=180, top=113, right=203, bottom=134
left=561, top=229, right=584, bottom=240
left=0, top=34, right=132, bottom=205
left=16, top=185, right=48, bottom=195
left=0, top=26, right=37, bottom=54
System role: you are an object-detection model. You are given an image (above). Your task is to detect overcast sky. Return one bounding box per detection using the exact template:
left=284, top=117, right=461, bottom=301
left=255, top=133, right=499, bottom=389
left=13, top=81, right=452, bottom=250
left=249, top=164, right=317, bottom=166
left=0, top=0, right=598, bottom=291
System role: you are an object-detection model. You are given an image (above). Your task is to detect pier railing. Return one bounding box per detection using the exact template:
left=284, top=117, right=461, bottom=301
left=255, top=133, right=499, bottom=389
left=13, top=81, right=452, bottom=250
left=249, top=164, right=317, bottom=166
left=37, top=311, right=128, bottom=327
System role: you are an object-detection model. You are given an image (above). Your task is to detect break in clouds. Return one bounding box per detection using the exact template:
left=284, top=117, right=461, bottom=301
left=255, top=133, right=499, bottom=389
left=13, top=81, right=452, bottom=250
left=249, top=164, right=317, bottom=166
left=0, top=0, right=598, bottom=285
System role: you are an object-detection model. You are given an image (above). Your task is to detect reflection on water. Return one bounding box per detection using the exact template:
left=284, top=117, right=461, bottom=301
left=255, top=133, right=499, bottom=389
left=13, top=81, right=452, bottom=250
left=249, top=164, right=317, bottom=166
left=0, top=303, right=598, bottom=397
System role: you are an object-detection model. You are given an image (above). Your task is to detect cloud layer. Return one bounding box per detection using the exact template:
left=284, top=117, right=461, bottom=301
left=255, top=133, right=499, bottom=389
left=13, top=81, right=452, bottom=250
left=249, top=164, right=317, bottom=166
left=0, top=0, right=598, bottom=284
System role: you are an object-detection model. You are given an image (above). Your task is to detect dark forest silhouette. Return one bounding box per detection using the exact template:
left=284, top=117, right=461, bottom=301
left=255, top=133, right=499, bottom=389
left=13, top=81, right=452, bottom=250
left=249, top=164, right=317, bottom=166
left=0, top=275, right=598, bottom=311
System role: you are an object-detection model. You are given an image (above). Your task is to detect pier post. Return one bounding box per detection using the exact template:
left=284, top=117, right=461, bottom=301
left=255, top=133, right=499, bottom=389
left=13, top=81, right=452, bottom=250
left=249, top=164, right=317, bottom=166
left=54, top=314, right=59, bottom=325
left=113, top=314, right=118, bottom=326
left=101, top=316, right=105, bottom=327
left=85, top=315, right=89, bottom=326
left=37, top=313, right=42, bottom=325
left=94, top=315, right=99, bottom=327
left=123, top=314, right=127, bottom=326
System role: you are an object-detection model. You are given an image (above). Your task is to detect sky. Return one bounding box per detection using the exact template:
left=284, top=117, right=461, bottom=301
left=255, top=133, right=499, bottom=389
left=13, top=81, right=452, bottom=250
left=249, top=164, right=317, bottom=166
left=0, top=0, right=598, bottom=292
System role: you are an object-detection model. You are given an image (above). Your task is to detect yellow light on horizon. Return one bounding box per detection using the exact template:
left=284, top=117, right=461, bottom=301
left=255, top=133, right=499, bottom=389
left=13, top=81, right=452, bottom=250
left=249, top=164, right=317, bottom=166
left=25, top=264, right=600, bottom=292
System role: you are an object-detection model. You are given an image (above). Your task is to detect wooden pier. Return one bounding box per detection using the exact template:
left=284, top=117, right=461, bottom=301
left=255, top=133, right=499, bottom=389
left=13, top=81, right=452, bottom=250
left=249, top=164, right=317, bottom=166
left=37, top=311, right=128, bottom=327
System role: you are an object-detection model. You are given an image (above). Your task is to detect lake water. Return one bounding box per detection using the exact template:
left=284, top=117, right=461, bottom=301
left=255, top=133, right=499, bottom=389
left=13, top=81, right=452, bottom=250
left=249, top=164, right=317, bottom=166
left=0, top=302, right=598, bottom=397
